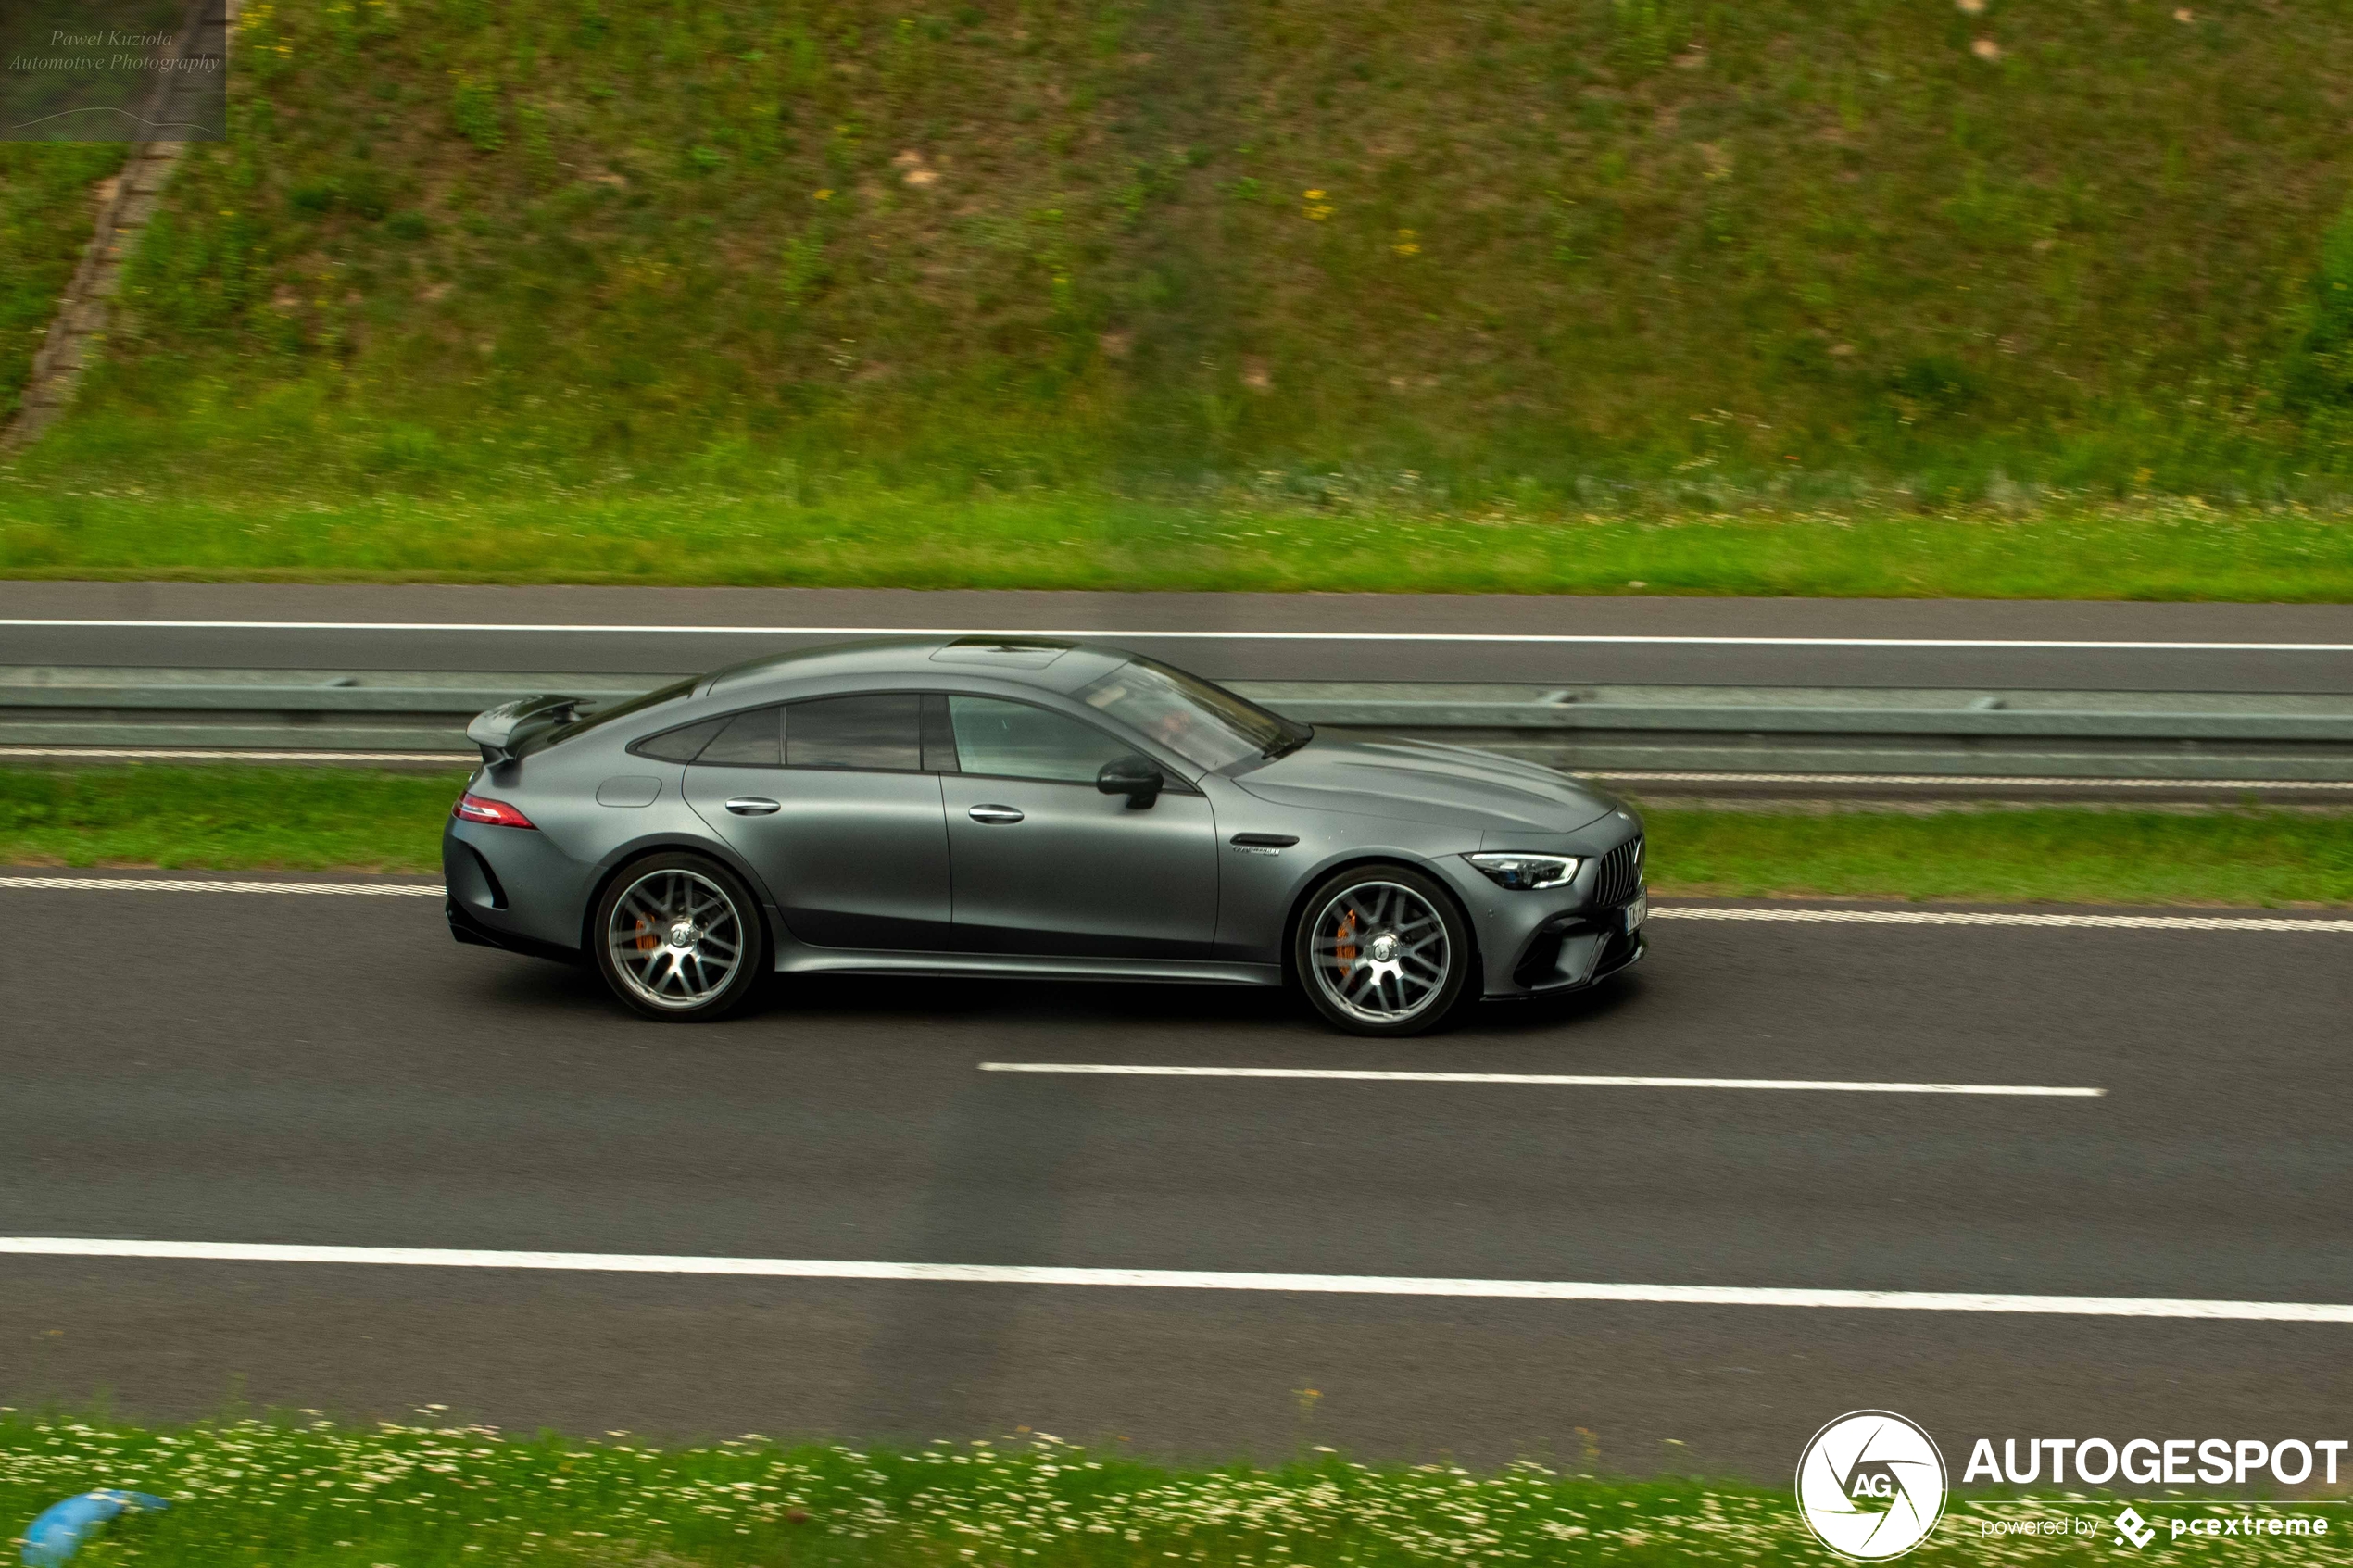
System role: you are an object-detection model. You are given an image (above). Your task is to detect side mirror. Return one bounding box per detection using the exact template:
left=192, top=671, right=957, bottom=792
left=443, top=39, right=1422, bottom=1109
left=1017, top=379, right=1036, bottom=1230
left=1097, top=755, right=1165, bottom=809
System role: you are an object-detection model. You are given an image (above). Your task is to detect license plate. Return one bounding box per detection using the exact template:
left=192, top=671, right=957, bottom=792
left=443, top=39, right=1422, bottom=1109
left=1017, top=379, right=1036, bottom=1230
left=1623, top=892, right=1647, bottom=933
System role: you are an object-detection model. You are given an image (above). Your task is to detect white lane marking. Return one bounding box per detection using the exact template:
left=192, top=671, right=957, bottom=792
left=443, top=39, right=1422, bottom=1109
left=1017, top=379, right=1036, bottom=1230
left=1655, top=907, right=2353, bottom=932
left=4, top=619, right=2351, bottom=652
left=0, top=880, right=2344, bottom=929
left=0, top=877, right=442, bottom=896
left=0, top=747, right=470, bottom=763
left=979, top=1062, right=2102, bottom=1097
left=0, top=1237, right=2345, bottom=1322
left=1598, top=771, right=2353, bottom=792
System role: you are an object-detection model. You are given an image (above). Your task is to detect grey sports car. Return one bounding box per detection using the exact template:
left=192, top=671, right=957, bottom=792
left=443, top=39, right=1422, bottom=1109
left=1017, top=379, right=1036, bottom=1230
left=443, top=636, right=1646, bottom=1035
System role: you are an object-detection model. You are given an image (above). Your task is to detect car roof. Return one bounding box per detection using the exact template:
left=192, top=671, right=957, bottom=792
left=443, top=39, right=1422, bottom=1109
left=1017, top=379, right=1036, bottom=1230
left=700, top=634, right=1132, bottom=696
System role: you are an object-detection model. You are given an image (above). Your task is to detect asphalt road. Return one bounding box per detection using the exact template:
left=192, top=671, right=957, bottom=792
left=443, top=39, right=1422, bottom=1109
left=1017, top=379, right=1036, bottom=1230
left=5, top=881, right=2350, bottom=1478
left=10, top=581, right=2353, bottom=691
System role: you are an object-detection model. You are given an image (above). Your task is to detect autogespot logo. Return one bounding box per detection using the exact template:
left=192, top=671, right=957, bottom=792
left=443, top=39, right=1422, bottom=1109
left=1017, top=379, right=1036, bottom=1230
left=1796, top=1411, right=1950, bottom=1561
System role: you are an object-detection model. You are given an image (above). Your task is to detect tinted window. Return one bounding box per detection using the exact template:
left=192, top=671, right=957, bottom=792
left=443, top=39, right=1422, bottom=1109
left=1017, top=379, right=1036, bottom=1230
left=633, top=716, right=726, bottom=763
left=787, top=694, right=923, bottom=771
left=698, top=706, right=783, bottom=767
left=948, top=696, right=1135, bottom=784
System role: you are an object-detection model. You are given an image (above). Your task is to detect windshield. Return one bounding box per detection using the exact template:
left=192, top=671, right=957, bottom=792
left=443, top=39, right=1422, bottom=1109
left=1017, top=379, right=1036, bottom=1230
left=516, top=676, right=699, bottom=757
left=1077, top=658, right=1310, bottom=771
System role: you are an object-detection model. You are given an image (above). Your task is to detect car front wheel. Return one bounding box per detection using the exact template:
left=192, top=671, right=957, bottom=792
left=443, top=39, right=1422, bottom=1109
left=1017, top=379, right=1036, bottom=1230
left=593, top=852, right=767, bottom=1022
left=1292, top=863, right=1473, bottom=1036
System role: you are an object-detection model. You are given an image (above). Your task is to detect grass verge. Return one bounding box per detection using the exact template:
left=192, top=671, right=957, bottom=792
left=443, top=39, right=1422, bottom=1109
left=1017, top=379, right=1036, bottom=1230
left=0, top=767, right=469, bottom=875
left=3, top=767, right=2351, bottom=908
left=0, top=1414, right=2312, bottom=1567
left=6, top=489, right=2353, bottom=599
left=1647, top=806, right=2353, bottom=908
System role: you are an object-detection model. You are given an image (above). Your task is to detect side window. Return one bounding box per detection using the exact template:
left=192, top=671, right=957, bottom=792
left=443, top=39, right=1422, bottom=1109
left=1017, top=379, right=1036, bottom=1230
left=786, top=693, right=923, bottom=771
left=633, top=716, right=726, bottom=763
left=947, top=696, right=1137, bottom=784
left=696, top=706, right=783, bottom=767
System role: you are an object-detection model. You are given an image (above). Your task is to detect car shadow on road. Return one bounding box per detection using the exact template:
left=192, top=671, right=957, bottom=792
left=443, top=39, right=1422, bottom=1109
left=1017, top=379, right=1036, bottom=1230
left=466, top=948, right=1648, bottom=1042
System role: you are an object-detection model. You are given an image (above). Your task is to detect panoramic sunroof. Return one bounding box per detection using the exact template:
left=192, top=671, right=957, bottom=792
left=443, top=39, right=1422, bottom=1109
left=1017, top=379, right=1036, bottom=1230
left=929, top=635, right=1075, bottom=668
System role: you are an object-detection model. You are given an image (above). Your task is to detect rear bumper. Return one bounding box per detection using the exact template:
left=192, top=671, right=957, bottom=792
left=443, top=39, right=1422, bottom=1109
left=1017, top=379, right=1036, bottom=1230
left=447, top=894, right=582, bottom=964
left=445, top=817, right=595, bottom=955
left=445, top=816, right=581, bottom=964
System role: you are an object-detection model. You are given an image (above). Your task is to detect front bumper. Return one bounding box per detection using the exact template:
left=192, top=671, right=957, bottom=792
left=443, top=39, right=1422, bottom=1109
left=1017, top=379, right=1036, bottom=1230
left=1439, top=834, right=1647, bottom=998
left=1504, top=907, right=1647, bottom=996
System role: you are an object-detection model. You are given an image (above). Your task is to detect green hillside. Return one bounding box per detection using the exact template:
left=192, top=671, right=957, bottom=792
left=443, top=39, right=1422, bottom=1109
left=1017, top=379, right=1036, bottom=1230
left=5, top=0, right=2353, bottom=589
left=0, top=142, right=127, bottom=424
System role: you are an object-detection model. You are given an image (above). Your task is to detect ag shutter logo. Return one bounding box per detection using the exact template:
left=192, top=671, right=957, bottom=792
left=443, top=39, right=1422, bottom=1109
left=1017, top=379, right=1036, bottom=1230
left=1796, top=1411, right=1949, bottom=1561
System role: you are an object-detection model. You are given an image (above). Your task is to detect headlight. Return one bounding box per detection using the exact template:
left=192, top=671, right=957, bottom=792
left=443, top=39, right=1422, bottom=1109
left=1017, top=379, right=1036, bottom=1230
left=1465, top=852, right=1581, bottom=891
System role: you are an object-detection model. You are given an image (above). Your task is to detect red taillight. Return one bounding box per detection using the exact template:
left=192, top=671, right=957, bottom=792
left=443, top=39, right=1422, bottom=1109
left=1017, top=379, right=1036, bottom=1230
left=453, top=792, right=536, bottom=829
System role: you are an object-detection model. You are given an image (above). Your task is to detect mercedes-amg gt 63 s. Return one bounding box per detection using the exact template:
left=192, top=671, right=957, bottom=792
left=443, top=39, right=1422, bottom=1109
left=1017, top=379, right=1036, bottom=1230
left=444, top=636, right=1646, bottom=1035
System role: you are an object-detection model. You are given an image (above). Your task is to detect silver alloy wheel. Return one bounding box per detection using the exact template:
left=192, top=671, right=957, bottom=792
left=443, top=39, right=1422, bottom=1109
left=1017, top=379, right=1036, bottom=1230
left=1306, top=879, right=1452, bottom=1025
left=605, top=867, right=746, bottom=1011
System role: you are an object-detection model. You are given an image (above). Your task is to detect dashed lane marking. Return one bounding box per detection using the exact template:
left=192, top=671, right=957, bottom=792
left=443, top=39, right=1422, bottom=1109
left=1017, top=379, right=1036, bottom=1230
left=977, top=1062, right=2103, bottom=1096
left=0, top=877, right=442, bottom=896
left=0, top=747, right=469, bottom=763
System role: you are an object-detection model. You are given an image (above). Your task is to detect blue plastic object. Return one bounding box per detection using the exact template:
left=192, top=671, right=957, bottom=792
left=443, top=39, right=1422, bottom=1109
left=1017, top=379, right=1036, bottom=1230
left=19, top=1491, right=169, bottom=1567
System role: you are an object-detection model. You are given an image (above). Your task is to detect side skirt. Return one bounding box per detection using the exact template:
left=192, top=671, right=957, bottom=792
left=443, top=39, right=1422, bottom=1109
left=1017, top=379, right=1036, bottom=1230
left=774, top=947, right=1283, bottom=988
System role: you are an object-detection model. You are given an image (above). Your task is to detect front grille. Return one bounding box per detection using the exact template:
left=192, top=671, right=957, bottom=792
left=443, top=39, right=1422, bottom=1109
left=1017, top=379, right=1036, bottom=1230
left=1592, top=835, right=1644, bottom=907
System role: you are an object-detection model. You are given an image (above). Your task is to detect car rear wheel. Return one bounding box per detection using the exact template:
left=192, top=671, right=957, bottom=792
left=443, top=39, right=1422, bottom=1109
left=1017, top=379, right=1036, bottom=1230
left=1292, top=863, right=1473, bottom=1036
left=593, top=852, right=767, bottom=1022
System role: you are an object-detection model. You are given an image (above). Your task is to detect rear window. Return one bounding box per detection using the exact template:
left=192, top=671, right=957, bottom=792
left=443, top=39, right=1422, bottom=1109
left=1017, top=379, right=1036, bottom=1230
left=633, top=716, right=726, bottom=762
left=699, top=707, right=784, bottom=767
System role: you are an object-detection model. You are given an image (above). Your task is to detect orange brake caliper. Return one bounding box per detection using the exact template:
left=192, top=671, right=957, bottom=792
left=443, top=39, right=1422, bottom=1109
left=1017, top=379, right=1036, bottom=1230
left=1333, top=909, right=1358, bottom=977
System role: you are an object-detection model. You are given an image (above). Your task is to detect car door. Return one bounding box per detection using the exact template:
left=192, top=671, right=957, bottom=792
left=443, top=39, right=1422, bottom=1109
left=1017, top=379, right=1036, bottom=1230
left=680, top=695, right=953, bottom=949
left=937, top=695, right=1219, bottom=957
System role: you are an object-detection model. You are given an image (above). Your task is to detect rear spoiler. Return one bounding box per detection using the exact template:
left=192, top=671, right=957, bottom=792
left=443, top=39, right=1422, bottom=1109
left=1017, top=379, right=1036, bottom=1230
left=466, top=694, right=582, bottom=766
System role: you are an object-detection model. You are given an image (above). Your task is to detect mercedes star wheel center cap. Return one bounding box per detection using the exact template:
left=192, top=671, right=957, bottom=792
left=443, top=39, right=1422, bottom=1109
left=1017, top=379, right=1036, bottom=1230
left=1368, top=933, right=1399, bottom=963
left=668, top=921, right=699, bottom=948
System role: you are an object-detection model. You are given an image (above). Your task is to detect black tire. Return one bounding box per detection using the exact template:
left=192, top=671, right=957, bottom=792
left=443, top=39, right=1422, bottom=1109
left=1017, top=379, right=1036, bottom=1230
left=592, top=851, right=768, bottom=1022
left=1290, top=861, right=1475, bottom=1037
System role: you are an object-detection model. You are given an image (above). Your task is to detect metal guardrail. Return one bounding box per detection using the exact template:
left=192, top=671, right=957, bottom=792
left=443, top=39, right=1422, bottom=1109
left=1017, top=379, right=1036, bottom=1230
left=0, top=671, right=646, bottom=756
left=6, top=670, right=2353, bottom=786
left=1267, top=697, right=2353, bottom=742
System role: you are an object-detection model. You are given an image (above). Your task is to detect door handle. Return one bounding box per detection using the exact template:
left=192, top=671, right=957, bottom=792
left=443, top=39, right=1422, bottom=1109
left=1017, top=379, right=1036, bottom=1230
left=724, top=797, right=782, bottom=816
left=967, top=804, right=1025, bottom=824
